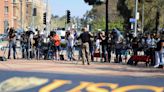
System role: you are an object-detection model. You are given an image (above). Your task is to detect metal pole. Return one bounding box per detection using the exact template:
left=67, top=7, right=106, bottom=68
left=32, top=0, right=34, bottom=31
left=141, top=0, right=145, bottom=34
left=20, top=0, right=23, bottom=30
left=105, top=0, right=109, bottom=36
left=46, top=0, right=48, bottom=37
left=134, top=0, right=138, bottom=37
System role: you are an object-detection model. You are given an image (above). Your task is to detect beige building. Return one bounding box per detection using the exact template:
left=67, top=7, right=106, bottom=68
left=0, top=0, right=48, bottom=34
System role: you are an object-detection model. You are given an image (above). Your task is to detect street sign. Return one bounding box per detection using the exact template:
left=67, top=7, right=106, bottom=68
left=129, top=18, right=136, bottom=23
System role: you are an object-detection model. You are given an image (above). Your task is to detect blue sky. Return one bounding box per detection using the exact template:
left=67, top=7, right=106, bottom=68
left=49, top=0, right=92, bottom=18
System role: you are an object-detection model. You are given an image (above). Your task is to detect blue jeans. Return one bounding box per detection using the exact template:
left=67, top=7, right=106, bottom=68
left=155, top=50, right=164, bottom=65
left=67, top=46, right=74, bottom=60
left=8, top=41, right=16, bottom=59
left=158, top=51, right=164, bottom=65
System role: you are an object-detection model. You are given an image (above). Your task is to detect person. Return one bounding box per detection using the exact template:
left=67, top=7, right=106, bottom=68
left=154, top=38, right=164, bottom=68
left=100, top=31, right=108, bottom=62
left=26, top=29, right=35, bottom=59
left=112, top=29, right=124, bottom=63
left=77, top=27, right=93, bottom=65
left=53, top=31, right=61, bottom=60
left=20, top=32, right=27, bottom=59
left=33, top=29, right=41, bottom=59
left=8, top=27, right=16, bottom=59
left=66, top=30, right=75, bottom=61
left=131, top=37, right=139, bottom=55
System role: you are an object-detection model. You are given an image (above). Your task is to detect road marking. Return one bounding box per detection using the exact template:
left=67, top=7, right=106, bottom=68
left=112, top=85, right=164, bottom=92
left=86, top=83, right=118, bottom=92
left=39, top=80, right=71, bottom=92
left=68, top=82, right=93, bottom=92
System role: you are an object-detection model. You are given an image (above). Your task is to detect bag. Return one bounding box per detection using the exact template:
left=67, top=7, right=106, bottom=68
left=60, top=54, right=64, bottom=60
left=0, top=56, right=7, bottom=61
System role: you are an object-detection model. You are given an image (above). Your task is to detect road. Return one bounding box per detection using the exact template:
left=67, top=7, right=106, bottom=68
left=0, top=41, right=164, bottom=92
left=0, top=60, right=164, bottom=92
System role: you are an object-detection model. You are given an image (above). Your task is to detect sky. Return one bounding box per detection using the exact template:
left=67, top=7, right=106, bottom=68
left=49, top=0, right=92, bottom=18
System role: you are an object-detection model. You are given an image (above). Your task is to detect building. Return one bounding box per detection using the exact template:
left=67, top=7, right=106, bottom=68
left=0, top=0, right=48, bottom=34
left=0, top=0, right=13, bottom=34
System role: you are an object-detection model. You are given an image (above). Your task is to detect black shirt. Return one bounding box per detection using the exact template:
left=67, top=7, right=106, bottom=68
left=78, top=32, right=92, bottom=43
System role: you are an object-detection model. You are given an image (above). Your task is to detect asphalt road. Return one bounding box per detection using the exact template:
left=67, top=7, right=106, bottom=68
left=0, top=70, right=164, bottom=92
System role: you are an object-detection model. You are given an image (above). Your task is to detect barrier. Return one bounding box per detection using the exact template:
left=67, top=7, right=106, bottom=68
left=127, top=55, right=151, bottom=66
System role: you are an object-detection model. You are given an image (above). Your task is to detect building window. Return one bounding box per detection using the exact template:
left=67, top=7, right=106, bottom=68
left=13, top=0, right=16, bottom=3
left=4, top=6, right=9, bottom=14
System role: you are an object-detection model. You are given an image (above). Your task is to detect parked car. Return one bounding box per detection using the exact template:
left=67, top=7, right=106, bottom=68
left=56, top=30, right=66, bottom=44
left=0, top=34, right=8, bottom=41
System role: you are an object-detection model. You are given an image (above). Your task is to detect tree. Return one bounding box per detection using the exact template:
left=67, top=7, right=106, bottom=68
left=125, top=0, right=164, bottom=32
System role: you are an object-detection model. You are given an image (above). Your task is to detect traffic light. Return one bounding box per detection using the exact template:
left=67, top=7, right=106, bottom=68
left=84, top=0, right=105, bottom=5
left=84, top=0, right=96, bottom=5
left=33, top=8, right=37, bottom=16
left=43, top=12, right=46, bottom=25
left=67, top=10, right=71, bottom=23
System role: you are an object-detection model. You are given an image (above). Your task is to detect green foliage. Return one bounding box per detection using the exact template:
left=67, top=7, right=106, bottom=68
left=86, top=0, right=164, bottom=33
left=51, top=15, right=66, bottom=28
left=109, top=20, right=124, bottom=31
left=125, top=0, right=164, bottom=32
left=91, top=16, right=124, bottom=32
left=92, top=17, right=105, bottom=31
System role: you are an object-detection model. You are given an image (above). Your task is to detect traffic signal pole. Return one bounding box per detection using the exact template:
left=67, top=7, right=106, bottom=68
left=46, top=0, right=49, bottom=37
left=134, top=0, right=138, bottom=37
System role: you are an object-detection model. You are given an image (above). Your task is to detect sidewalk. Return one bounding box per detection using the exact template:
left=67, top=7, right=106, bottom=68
left=0, top=59, right=164, bottom=77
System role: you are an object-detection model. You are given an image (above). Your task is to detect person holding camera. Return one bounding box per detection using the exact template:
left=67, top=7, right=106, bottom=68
left=8, top=27, right=16, bottom=59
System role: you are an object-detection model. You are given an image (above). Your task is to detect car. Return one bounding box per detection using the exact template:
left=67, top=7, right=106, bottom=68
left=56, top=30, right=66, bottom=44
left=0, top=34, right=8, bottom=41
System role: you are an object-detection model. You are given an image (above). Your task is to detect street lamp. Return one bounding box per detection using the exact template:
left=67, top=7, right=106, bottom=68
left=134, top=0, right=138, bottom=37
left=105, top=0, right=109, bottom=37
left=141, top=0, right=145, bottom=34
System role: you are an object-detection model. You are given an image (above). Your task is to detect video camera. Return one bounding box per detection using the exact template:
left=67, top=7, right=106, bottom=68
left=25, top=31, right=34, bottom=37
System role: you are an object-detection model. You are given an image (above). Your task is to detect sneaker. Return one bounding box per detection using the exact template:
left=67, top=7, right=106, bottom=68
left=154, top=64, right=159, bottom=68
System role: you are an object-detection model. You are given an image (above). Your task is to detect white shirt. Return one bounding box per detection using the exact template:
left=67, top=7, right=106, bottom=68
left=67, top=34, right=74, bottom=47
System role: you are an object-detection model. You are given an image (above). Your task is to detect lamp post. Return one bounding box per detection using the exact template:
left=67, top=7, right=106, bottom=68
left=141, top=0, right=145, bottom=34
left=134, top=0, right=138, bottom=37
left=105, top=0, right=109, bottom=37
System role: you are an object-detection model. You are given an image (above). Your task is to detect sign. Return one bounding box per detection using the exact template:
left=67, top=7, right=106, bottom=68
left=129, top=18, right=136, bottom=23
left=137, top=12, right=140, bottom=20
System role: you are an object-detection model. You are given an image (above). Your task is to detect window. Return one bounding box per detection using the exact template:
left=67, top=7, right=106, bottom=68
left=13, top=0, right=16, bottom=3
left=4, top=6, right=9, bottom=14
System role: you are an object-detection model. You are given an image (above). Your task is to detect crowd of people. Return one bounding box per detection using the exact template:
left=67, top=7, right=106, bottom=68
left=5, top=27, right=164, bottom=67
